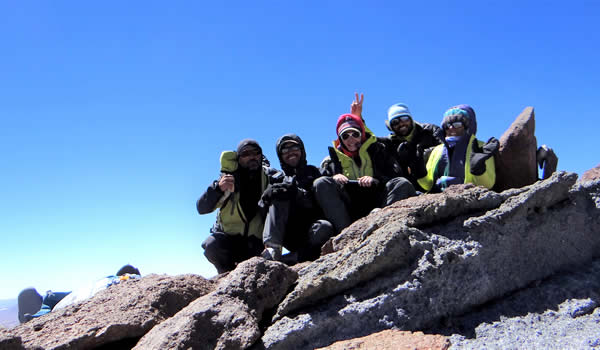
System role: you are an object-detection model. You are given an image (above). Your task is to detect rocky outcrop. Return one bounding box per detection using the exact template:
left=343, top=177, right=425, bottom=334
left=3, top=274, right=214, bottom=349
left=2, top=170, right=599, bottom=350
left=494, top=106, right=538, bottom=191
left=134, top=258, right=297, bottom=350
left=259, top=172, right=600, bottom=349
left=316, top=330, right=450, bottom=350
left=581, top=163, right=600, bottom=182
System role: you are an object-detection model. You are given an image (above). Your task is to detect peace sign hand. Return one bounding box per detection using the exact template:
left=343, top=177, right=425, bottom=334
left=350, top=92, right=364, bottom=117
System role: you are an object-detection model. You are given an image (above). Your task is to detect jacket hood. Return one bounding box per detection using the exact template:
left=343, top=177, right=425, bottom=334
left=441, top=104, right=477, bottom=137
left=276, top=133, right=307, bottom=172
left=236, top=138, right=263, bottom=155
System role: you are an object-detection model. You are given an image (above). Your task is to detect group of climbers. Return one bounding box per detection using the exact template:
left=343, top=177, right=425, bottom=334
left=196, top=93, right=504, bottom=273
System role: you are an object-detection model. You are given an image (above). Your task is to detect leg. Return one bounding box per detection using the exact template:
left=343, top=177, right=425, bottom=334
left=298, top=219, right=334, bottom=262
left=262, top=199, right=291, bottom=248
left=202, top=232, right=239, bottom=274
left=314, top=177, right=352, bottom=234
left=385, top=177, right=416, bottom=206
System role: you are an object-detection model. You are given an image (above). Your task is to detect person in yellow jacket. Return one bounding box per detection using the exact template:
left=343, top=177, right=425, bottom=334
left=416, top=104, right=498, bottom=193
left=196, top=139, right=282, bottom=274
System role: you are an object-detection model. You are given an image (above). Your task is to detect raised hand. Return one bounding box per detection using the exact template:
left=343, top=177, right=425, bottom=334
left=218, top=174, right=235, bottom=192
left=350, top=92, right=364, bottom=117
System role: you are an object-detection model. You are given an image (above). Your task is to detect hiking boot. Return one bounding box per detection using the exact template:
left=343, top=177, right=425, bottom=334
left=261, top=245, right=282, bottom=261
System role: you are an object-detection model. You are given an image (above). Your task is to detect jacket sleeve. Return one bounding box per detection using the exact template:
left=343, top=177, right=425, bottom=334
left=196, top=180, right=225, bottom=214
left=321, top=147, right=341, bottom=176
left=369, top=142, right=394, bottom=185
left=471, top=151, right=496, bottom=189
left=294, top=165, right=322, bottom=209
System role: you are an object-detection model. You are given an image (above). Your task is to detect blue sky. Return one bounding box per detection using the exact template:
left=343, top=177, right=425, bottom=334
left=1, top=1, right=598, bottom=299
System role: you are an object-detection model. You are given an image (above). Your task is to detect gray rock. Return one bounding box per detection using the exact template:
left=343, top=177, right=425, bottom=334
left=260, top=172, right=600, bottom=350
left=135, top=257, right=297, bottom=350
left=443, top=258, right=600, bottom=349
left=6, top=274, right=214, bottom=349
left=494, top=106, right=539, bottom=191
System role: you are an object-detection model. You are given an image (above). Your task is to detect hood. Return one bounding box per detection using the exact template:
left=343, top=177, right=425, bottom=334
left=441, top=104, right=477, bottom=138
left=276, top=133, right=307, bottom=173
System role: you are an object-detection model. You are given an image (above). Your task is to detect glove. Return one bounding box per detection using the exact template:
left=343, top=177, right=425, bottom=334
left=261, top=182, right=297, bottom=206
left=435, top=176, right=463, bottom=191
left=396, top=142, right=416, bottom=166
left=470, top=137, right=499, bottom=176
left=411, top=144, right=428, bottom=179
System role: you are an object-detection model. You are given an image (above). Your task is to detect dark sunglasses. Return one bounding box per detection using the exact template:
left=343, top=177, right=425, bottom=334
left=281, top=145, right=301, bottom=154
left=445, top=121, right=464, bottom=129
left=390, top=116, right=411, bottom=126
left=238, top=149, right=261, bottom=158
left=341, top=131, right=361, bottom=140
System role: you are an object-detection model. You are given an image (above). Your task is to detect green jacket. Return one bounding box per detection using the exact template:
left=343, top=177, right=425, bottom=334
left=329, top=134, right=377, bottom=179
left=197, top=151, right=282, bottom=239
left=417, top=134, right=496, bottom=192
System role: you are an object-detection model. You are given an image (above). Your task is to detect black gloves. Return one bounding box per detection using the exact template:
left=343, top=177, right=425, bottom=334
left=412, top=144, right=428, bottom=179
left=470, top=137, right=499, bottom=176
left=396, top=142, right=416, bottom=166
left=261, top=182, right=297, bottom=206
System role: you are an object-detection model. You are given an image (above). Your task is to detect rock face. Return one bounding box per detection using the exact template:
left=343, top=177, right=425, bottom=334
left=581, top=163, right=600, bottom=182
left=3, top=274, right=214, bottom=349
left=134, top=258, right=297, bottom=350
left=494, top=106, right=539, bottom=191
left=259, top=172, right=600, bottom=349
left=316, top=330, right=450, bottom=350
left=2, top=170, right=599, bottom=350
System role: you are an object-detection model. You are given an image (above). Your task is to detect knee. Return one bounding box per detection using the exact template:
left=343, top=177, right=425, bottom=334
left=309, top=220, right=334, bottom=246
left=387, top=177, right=416, bottom=195
left=313, top=176, right=335, bottom=191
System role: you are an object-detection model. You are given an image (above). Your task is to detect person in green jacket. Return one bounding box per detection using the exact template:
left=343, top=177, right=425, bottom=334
left=197, top=139, right=282, bottom=274
left=315, top=112, right=416, bottom=234
left=417, top=104, right=498, bottom=193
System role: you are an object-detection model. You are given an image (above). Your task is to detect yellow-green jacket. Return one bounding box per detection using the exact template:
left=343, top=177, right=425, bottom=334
left=417, top=134, right=496, bottom=192
left=196, top=151, right=282, bottom=239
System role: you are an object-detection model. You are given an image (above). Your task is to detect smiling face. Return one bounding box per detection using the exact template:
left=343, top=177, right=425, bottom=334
left=340, top=129, right=362, bottom=152
left=280, top=142, right=302, bottom=168
left=444, top=121, right=465, bottom=137
left=237, top=146, right=262, bottom=170
left=390, top=115, right=413, bottom=136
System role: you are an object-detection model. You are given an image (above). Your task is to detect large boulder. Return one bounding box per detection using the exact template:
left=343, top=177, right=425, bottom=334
left=494, top=106, right=539, bottom=191
left=4, top=274, right=214, bottom=349
left=259, top=172, right=600, bottom=349
left=581, top=163, right=600, bottom=182
left=134, top=257, right=297, bottom=350
left=316, top=330, right=450, bottom=350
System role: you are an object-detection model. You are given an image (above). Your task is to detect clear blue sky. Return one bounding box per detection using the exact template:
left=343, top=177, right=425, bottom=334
left=1, top=1, right=598, bottom=299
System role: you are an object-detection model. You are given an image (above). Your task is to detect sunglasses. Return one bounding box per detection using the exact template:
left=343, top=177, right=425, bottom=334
left=390, top=116, right=411, bottom=127
left=281, top=145, right=301, bottom=154
left=238, top=149, right=261, bottom=158
left=445, top=121, right=464, bottom=129
left=341, top=131, right=361, bottom=140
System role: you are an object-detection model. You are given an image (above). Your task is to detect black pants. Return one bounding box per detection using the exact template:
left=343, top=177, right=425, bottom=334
left=201, top=232, right=263, bottom=274
left=314, top=176, right=416, bottom=234
left=262, top=199, right=334, bottom=261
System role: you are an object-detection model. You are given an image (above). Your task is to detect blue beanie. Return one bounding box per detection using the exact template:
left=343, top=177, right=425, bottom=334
left=387, top=103, right=412, bottom=122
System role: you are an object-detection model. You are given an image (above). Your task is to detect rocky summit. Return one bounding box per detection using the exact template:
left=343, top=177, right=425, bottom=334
left=2, top=169, right=599, bottom=350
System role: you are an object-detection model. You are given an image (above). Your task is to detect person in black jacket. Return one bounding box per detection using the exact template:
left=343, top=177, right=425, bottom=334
left=382, top=103, right=442, bottom=191
left=196, top=139, right=282, bottom=274
left=260, top=134, right=333, bottom=263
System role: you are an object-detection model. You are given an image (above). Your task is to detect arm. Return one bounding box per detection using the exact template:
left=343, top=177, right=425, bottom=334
left=196, top=180, right=226, bottom=214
